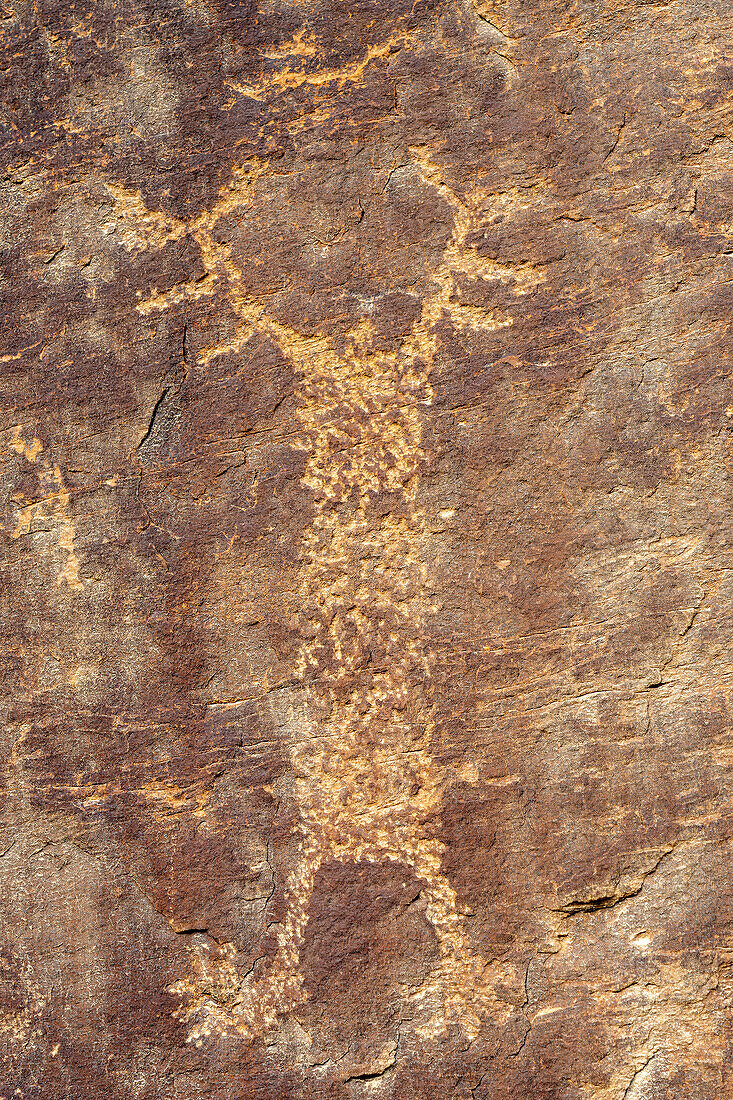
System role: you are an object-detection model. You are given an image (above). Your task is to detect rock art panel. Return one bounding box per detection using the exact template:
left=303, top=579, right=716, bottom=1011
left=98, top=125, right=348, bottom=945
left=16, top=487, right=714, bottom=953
left=2, top=0, right=733, bottom=1096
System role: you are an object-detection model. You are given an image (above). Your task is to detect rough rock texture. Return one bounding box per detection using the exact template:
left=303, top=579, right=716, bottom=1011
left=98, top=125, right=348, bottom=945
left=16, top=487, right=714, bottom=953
left=2, top=0, right=733, bottom=1095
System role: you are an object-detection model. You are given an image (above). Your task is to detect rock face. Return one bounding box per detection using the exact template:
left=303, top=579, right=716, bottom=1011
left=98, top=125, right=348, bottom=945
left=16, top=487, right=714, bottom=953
left=2, top=0, right=733, bottom=1095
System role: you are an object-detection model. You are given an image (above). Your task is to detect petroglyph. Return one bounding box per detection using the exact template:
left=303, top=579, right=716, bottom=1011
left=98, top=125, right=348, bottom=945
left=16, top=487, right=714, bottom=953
left=89, top=140, right=559, bottom=1047
left=6, top=427, right=83, bottom=592
left=112, top=152, right=522, bottom=1046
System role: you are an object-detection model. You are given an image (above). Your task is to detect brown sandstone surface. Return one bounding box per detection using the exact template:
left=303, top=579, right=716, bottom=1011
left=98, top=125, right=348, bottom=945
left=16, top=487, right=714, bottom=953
left=2, top=0, right=733, bottom=1095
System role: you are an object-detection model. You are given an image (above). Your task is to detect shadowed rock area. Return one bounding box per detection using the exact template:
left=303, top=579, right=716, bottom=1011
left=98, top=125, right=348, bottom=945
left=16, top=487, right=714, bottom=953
left=2, top=0, right=733, bottom=1095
